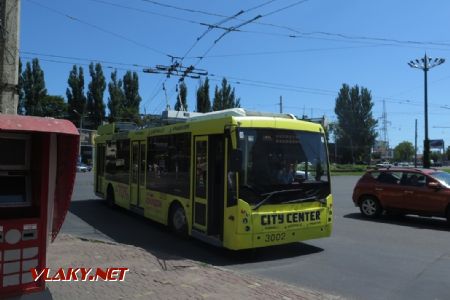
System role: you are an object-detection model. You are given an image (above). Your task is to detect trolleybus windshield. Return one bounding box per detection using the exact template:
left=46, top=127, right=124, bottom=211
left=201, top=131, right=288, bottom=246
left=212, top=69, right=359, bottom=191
left=236, top=128, right=330, bottom=206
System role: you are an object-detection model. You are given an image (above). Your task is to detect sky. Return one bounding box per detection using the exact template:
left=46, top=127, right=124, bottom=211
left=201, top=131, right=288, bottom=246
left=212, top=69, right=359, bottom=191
left=20, top=0, right=450, bottom=152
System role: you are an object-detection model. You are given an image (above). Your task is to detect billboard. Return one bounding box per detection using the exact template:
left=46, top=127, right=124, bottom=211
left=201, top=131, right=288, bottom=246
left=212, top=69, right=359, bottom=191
left=429, top=139, right=444, bottom=149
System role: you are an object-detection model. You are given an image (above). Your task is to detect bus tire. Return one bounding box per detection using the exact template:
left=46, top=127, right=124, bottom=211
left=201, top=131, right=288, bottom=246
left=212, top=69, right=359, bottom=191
left=106, top=185, right=115, bottom=207
left=170, top=202, right=188, bottom=237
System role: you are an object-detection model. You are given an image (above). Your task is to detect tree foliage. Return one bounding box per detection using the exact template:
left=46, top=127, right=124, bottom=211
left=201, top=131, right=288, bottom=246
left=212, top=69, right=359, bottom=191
left=66, top=65, right=86, bottom=127
left=22, top=58, right=47, bottom=116
left=334, top=84, right=377, bottom=164
left=174, top=82, right=188, bottom=111
left=393, top=141, right=414, bottom=162
left=212, top=78, right=240, bottom=111
left=122, top=71, right=141, bottom=123
left=107, top=70, right=125, bottom=123
left=430, top=151, right=442, bottom=164
left=86, top=63, right=106, bottom=129
left=196, top=77, right=211, bottom=113
left=40, top=95, right=68, bottom=119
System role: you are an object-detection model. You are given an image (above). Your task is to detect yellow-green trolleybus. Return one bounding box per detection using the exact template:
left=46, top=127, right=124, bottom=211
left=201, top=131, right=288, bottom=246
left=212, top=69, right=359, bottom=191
left=94, top=109, right=332, bottom=250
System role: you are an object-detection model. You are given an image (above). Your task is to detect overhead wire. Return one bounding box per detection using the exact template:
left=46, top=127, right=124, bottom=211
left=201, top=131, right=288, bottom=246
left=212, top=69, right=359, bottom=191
left=182, top=0, right=282, bottom=65
left=20, top=56, right=141, bottom=73
left=21, top=0, right=449, bottom=114
left=260, top=0, right=309, bottom=18
left=177, top=0, right=280, bottom=59
left=66, top=0, right=450, bottom=59
left=134, top=0, right=450, bottom=50
left=135, top=0, right=311, bottom=35
left=20, top=51, right=150, bottom=69
left=21, top=54, right=450, bottom=120
left=21, top=50, right=449, bottom=111
left=144, top=0, right=286, bottom=112
left=82, top=0, right=207, bottom=26
left=185, top=44, right=392, bottom=59
left=25, top=0, right=172, bottom=58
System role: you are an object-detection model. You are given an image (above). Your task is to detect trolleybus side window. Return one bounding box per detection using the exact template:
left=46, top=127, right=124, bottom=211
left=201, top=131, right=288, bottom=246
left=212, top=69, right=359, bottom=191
left=105, top=139, right=130, bottom=184
left=147, top=133, right=191, bottom=198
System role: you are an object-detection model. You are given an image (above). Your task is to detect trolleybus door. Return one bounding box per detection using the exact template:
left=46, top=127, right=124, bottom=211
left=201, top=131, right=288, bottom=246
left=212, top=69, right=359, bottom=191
left=95, top=144, right=105, bottom=194
left=193, top=136, right=208, bottom=232
left=130, top=141, right=146, bottom=209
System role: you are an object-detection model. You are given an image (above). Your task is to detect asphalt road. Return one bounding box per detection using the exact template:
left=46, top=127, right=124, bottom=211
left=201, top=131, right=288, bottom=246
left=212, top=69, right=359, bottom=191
left=64, top=173, right=450, bottom=300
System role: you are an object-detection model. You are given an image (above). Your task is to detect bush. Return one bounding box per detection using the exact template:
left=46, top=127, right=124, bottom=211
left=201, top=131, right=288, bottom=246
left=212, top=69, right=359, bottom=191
left=330, top=164, right=369, bottom=172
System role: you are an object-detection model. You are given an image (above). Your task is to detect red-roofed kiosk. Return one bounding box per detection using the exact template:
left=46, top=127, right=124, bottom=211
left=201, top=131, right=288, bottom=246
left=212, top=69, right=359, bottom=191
left=0, top=115, right=79, bottom=297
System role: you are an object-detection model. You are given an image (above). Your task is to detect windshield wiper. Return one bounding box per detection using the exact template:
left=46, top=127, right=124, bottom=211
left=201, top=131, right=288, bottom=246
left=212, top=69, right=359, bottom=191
left=282, top=195, right=319, bottom=204
left=252, top=189, right=303, bottom=210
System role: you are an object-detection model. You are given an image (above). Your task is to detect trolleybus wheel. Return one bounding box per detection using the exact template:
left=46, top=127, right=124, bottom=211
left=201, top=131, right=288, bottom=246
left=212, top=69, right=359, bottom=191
left=170, top=203, right=188, bottom=236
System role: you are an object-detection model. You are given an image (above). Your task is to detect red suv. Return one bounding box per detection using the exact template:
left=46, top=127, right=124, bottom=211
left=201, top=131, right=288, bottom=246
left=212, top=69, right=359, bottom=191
left=352, top=168, right=450, bottom=222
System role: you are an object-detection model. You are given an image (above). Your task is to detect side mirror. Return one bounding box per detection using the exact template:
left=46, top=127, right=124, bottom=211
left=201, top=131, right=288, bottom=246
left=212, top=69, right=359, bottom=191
left=230, top=149, right=243, bottom=172
left=428, top=181, right=441, bottom=189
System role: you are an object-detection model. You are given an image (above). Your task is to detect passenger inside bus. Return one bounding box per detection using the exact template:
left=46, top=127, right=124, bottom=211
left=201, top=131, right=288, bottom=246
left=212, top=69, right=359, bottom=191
left=277, top=163, right=295, bottom=184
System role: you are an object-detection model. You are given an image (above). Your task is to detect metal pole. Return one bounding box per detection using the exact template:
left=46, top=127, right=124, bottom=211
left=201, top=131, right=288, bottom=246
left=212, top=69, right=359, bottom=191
left=73, top=109, right=83, bottom=162
left=423, top=54, right=430, bottom=168
left=334, top=130, right=338, bottom=164
left=79, top=114, right=83, bottom=163
left=414, top=119, right=417, bottom=167
left=279, top=96, right=282, bottom=113
left=408, top=54, right=445, bottom=168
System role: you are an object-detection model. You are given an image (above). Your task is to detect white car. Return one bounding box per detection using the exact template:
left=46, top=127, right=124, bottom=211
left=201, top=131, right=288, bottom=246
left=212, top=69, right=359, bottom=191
left=76, top=163, right=91, bottom=172
left=376, top=162, right=392, bottom=168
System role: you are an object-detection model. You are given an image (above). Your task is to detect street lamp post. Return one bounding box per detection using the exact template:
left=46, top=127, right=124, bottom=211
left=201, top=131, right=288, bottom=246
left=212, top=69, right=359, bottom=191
left=73, top=109, right=83, bottom=162
left=408, top=54, right=445, bottom=168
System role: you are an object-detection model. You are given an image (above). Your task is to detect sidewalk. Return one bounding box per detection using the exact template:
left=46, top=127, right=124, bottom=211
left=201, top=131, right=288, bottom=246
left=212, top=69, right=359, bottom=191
left=27, top=234, right=340, bottom=300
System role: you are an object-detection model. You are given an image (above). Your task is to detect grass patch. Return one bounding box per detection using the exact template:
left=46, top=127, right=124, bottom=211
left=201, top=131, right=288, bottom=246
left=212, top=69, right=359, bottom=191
left=331, top=171, right=365, bottom=176
left=329, top=164, right=371, bottom=176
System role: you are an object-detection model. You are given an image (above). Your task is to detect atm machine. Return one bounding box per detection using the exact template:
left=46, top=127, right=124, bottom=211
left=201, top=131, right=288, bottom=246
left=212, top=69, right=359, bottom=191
left=0, top=115, right=79, bottom=297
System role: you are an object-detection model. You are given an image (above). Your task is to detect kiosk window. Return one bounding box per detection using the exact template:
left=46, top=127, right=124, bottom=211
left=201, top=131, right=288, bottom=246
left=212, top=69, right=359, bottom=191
left=0, top=134, right=30, bottom=207
left=0, top=176, right=28, bottom=205
left=0, top=138, right=27, bottom=168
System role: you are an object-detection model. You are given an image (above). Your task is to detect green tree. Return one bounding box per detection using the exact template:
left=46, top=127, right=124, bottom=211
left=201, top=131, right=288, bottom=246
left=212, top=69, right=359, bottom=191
left=174, top=82, right=188, bottom=111
left=430, top=151, right=442, bottom=164
left=107, top=70, right=125, bottom=123
left=212, top=78, right=240, bottom=111
left=66, top=65, right=86, bottom=127
left=122, top=71, right=141, bottom=123
left=393, top=141, right=414, bottom=162
left=22, top=58, right=47, bottom=116
left=446, top=146, right=450, bottom=161
left=86, top=63, right=106, bottom=129
left=196, top=77, right=211, bottom=112
left=17, top=58, right=25, bottom=115
left=334, top=84, right=377, bottom=164
left=40, top=95, right=68, bottom=119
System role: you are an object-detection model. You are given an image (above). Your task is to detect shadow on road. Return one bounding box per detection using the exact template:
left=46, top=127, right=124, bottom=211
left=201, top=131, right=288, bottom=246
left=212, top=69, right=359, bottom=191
left=344, top=212, right=450, bottom=231
left=69, top=199, right=323, bottom=266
